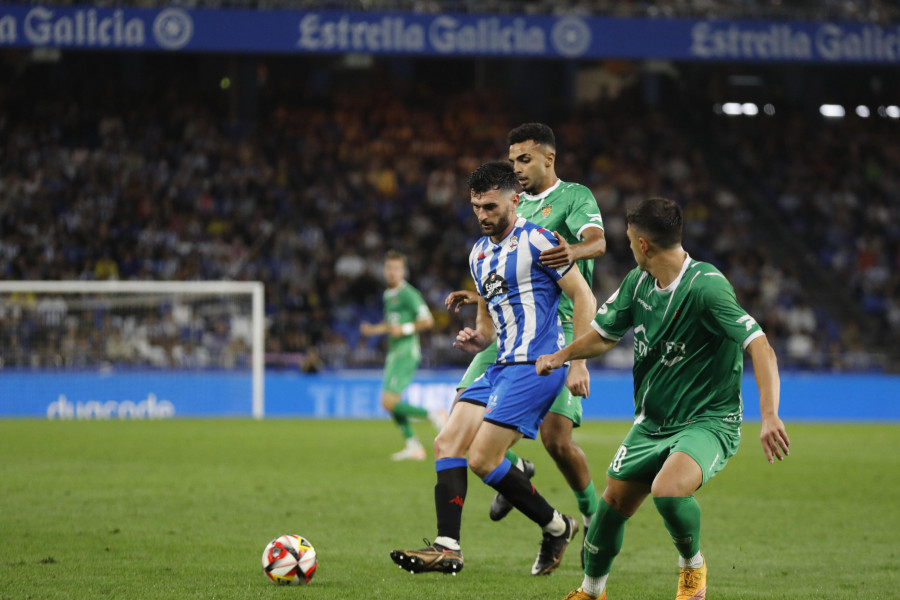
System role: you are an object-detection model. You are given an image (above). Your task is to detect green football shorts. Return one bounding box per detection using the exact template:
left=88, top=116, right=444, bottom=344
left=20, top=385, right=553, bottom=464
left=607, top=421, right=741, bottom=486
left=455, top=323, right=583, bottom=426
left=383, top=349, right=419, bottom=395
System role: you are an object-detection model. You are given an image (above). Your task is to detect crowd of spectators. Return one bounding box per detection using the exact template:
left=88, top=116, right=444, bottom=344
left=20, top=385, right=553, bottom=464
left=0, top=52, right=895, bottom=373
left=8, top=0, right=900, bottom=24
left=0, top=291, right=253, bottom=369
left=709, top=109, right=899, bottom=369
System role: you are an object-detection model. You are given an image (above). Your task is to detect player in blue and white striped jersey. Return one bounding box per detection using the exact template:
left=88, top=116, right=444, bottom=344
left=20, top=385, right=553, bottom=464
left=390, top=161, right=596, bottom=577
left=468, top=215, right=570, bottom=365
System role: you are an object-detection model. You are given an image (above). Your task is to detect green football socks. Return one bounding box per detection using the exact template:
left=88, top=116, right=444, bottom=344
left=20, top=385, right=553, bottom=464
left=653, top=495, right=702, bottom=559
left=390, top=411, right=414, bottom=439
left=584, top=497, right=629, bottom=577
left=576, top=479, right=599, bottom=519
left=392, top=402, right=429, bottom=419
left=391, top=403, right=429, bottom=439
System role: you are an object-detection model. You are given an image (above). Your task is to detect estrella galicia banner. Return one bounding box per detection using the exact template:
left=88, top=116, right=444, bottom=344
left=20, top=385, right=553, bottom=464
left=1, top=4, right=900, bottom=63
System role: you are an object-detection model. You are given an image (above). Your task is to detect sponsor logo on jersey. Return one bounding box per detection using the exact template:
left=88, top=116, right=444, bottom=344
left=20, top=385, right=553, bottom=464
left=482, top=272, right=508, bottom=301
left=723, top=412, right=742, bottom=423
left=661, top=340, right=686, bottom=367
left=633, top=324, right=650, bottom=359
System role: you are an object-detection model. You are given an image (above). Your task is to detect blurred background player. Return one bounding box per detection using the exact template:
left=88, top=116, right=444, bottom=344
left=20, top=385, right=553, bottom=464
left=450, top=123, right=607, bottom=540
left=536, top=197, right=791, bottom=600
left=391, top=161, right=595, bottom=576
left=360, top=250, right=442, bottom=460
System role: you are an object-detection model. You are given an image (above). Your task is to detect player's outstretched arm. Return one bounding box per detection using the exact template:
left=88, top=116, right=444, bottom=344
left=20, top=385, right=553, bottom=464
left=472, top=294, right=494, bottom=345
left=453, top=327, right=487, bottom=354
left=747, top=335, right=791, bottom=464
left=539, top=228, right=606, bottom=269
left=414, top=314, right=435, bottom=333
left=445, top=289, right=480, bottom=313
left=536, top=329, right=617, bottom=376
left=452, top=295, right=494, bottom=354
left=557, top=263, right=597, bottom=397
left=360, top=321, right=388, bottom=337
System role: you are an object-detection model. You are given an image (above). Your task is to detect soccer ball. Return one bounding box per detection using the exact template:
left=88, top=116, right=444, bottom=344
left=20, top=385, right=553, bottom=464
left=261, top=534, right=318, bottom=585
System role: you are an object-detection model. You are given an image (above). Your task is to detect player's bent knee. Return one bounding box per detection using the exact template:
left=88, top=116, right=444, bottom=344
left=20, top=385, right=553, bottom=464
left=650, top=483, right=693, bottom=498
left=381, top=395, right=399, bottom=412
left=467, top=460, right=490, bottom=479
left=541, top=435, right=571, bottom=458
left=433, top=432, right=452, bottom=459
left=650, top=476, right=699, bottom=498
left=603, top=478, right=649, bottom=516
left=465, top=450, right=497, bottom=479
left=434, top=428, right=468, bottom=460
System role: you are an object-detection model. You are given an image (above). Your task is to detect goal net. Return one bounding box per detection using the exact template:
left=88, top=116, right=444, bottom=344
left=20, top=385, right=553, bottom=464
left=0, top=281, right=265, bottom=419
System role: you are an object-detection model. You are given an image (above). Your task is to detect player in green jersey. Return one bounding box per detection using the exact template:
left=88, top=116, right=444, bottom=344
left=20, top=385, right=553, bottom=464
left=537, top=197, right=790, bottom=600
left=449, top=123, right=607, bottom=545
left=360, top=250, right=443, bottom=461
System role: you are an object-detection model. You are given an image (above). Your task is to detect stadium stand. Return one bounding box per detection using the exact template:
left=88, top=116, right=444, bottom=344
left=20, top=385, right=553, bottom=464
left=0, top=7, right=898, bottom=373
left=706, top=105, right=899, bottom=370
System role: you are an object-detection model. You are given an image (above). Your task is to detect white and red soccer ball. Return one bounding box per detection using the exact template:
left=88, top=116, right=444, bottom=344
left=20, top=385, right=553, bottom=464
left=262, top=534, right=318, bottom=585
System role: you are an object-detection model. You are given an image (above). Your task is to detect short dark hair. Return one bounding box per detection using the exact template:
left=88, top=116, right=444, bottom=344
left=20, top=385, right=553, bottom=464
left=466, top=161, right=519, bottom=196
left=385, top=249, right=407, bottom=263
left=626, top=197, right=683, bottom=249
left=507, top=122, right=556, bottom=149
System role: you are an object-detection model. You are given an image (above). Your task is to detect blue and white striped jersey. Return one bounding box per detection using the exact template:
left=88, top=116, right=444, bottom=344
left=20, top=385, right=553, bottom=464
left=469, top=217, right=572, bottom=363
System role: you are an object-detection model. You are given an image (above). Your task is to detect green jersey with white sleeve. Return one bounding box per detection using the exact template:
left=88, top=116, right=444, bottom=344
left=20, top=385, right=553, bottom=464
left=516, top=179, right=603, bottom=324
left=592, top=255, right=764, bottom=432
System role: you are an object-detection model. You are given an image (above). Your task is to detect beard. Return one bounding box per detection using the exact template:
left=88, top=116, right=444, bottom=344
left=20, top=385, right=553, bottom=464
left=482, top=213, right=511, bottom=238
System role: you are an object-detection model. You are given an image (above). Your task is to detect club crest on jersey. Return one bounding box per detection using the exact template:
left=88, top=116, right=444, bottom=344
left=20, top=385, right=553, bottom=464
left=541, top=205, right=552, bottom=217
left=482, top=272, right=509, bottom=302
left=508, top=235, right=518, bottom=251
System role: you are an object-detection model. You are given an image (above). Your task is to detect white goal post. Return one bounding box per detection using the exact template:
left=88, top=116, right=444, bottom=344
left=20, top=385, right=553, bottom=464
left=0, top=280, right=265, bottom=419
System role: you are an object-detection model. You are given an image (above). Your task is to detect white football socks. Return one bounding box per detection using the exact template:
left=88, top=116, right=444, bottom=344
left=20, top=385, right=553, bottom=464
left=582, top=573, right=608, bottom=598
left=679, top=551, right=704, bottom=569
left=542, top=510, right=567, bottom=536
left=433, top=536, right=460, bottom=551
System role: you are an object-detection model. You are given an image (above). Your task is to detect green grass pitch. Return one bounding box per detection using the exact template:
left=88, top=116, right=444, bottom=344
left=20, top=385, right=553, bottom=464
left=1, top=419, right=897, bottom=599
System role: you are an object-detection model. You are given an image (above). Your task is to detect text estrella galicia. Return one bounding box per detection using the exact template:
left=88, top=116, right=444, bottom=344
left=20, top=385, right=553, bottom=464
left=482, top=272, right=508, bottom=301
